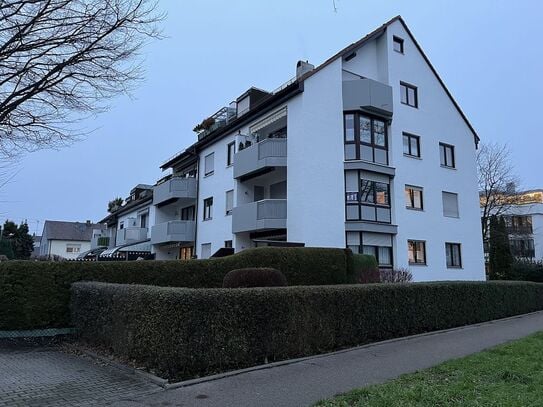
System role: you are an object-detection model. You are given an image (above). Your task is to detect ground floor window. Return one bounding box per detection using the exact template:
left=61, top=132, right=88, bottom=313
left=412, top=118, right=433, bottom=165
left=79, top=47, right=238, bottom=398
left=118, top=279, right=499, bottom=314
left=66, top=243, right=81, bottom=253
left=445, top=242, right=462, bottom=268
left=408, top=240, right=426, bottom=265
left=179, top=246, right=193, bottom=260
left=346, top=231, right=393, bottom=268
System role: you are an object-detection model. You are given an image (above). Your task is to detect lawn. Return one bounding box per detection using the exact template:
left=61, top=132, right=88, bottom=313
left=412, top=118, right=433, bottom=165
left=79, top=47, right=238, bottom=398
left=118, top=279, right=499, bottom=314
left=316, top=332, right=543, bottom=407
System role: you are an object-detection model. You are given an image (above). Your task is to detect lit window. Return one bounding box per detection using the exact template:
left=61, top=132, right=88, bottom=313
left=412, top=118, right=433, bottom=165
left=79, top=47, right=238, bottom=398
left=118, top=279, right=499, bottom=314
left=405, top=186, right=423, bottom=210
left=408, top=240, right=426, bottom=265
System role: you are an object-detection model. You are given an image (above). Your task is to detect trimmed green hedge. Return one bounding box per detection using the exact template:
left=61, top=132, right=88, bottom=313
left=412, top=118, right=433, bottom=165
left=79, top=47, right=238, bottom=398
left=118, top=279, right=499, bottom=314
left=71, top=281, right=543, bottom=381
left=352, top=254, right=379, bottom=283
left=0, top=247, right=352, bottom=330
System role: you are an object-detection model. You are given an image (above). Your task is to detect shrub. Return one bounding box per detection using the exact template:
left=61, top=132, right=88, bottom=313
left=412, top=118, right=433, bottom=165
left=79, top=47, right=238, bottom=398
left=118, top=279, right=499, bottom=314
left=223, top=268, right=287, bottom=288
left=0, top=247, right=352, bottom=330
left=352, top=254, right=379, bottom=284
left=380, top=267, right=413, bottom=283
left=507, top=261, right=543, bottom=283
left=72, top=281, right=543, bottom=381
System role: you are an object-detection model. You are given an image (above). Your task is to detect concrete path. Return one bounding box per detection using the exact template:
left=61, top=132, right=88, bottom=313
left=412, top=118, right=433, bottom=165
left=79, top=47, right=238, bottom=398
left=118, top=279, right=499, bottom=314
left=122, top=311, right=543, bottom=407
left=0, top=343, right=161, bottom=406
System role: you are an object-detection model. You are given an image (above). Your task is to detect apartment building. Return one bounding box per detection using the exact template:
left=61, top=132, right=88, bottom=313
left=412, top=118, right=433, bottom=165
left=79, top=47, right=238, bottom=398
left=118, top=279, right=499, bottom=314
left=98, top=184, right=154, bottom=259
left=483, top=190, right=543, bottom=261
left=145, top=16, right=486, bottom=281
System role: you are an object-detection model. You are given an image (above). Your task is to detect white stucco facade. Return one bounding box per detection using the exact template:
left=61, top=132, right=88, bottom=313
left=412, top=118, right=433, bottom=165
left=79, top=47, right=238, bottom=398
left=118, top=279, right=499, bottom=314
left=147, top=16, right=485, bottom=280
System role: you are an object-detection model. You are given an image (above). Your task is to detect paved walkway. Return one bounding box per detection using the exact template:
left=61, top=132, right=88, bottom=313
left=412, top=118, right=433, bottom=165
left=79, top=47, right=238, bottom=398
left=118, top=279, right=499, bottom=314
left=2, top=312, right=543, bottom=406
left=126, top=311, right=543, bottom=407
left=0, top=344, right=160, bottom=406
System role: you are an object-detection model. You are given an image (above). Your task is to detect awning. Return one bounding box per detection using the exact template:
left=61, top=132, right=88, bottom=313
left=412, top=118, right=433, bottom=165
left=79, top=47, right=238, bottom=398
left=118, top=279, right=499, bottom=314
left=99, top=240, right=151, bottom=258
left=250, top=107, right=287, bottom=133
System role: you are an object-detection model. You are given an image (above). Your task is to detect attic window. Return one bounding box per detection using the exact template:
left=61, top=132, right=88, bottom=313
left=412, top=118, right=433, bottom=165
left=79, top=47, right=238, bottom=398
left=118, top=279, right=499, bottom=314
left=393, top=36, right=404, bottom=54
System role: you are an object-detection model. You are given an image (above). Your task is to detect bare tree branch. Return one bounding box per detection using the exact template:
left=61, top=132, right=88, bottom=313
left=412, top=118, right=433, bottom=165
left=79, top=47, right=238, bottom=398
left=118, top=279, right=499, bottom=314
left=0, top=0, right=164, bottom=158
left=478, top=142, right=522, bottom=240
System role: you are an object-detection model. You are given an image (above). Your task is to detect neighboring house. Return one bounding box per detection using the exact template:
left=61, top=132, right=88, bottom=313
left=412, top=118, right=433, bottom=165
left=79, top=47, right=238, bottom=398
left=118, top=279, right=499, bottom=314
left=145, top=15, right=485, bottom=281
left=39, top=221, right=105, bottom=260
left=483, top=190, right=543, bottom=261
left=98, top=184, right=154, bottom=259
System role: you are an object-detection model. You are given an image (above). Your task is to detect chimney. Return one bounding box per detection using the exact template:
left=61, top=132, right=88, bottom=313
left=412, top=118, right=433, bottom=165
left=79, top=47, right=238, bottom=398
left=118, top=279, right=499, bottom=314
left=296, top=60, right=314, bottom=79
left=86, top=220, right=91, bottom=226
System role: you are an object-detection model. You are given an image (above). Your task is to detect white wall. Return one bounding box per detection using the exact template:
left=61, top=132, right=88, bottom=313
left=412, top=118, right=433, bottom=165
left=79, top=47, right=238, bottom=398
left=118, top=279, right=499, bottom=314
left=196, top=134, right=236, bottom=258
left=47, top=240, right=91, bottom=260
left=386, top=20, right=485, bottom=281
left=287, top=58, right=346, bottom=248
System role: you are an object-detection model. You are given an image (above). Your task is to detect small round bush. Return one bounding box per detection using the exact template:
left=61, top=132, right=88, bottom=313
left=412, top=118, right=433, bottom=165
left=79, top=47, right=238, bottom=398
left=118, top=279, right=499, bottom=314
left=222, top=267, right=288, bottom=288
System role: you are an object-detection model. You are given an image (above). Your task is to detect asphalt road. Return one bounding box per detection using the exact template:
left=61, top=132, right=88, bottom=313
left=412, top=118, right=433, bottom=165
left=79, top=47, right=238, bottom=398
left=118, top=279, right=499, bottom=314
left=123, top=311, right=543, bottom=407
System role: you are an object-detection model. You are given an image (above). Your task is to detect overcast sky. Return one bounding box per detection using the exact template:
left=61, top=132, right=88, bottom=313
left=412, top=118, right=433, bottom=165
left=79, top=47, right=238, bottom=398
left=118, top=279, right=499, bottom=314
left=1, top=0, right=542, bottom=235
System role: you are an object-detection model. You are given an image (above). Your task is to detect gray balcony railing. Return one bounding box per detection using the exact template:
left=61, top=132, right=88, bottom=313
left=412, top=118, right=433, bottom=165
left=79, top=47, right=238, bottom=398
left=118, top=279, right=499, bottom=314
left=234, top=138, right=287, bottom=179
left=153, top=177, right=197, bottom=206
left=342, top=78, right=393, bottom=118
left=151, top=220, right=196, bottom=245
left=232, top=199, right=287, bottom=233
left=116, top=227, right=148, bottom=246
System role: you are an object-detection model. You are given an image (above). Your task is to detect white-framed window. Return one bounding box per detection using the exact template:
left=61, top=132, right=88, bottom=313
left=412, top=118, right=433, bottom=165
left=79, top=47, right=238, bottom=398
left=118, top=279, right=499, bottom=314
left=225, top=190, right=234, bottom=215
left=66, top=243, right=81, bottom=253
left=442, top=191, right=459, bottom=218
left=204, top=152, right=214, bottom=176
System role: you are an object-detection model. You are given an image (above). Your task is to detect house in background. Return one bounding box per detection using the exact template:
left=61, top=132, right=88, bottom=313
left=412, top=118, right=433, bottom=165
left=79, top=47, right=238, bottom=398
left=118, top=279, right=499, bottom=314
left=39, top=220, right=105, bottom=260
left=483, top=189, right=543, bottom=261
left=98, top=184, right=154, bottom=259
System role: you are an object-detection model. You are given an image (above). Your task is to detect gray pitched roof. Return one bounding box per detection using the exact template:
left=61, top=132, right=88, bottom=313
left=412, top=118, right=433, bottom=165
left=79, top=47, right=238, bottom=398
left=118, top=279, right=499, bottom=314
left=42, top=221, right=104, bottom=242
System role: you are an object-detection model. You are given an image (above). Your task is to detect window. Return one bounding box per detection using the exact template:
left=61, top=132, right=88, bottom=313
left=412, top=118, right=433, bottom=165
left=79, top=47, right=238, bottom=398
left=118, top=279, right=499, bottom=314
left=225, top=190, right=234, bottom=215
left=345, top=171, right=391, bottom=223
left=227, top=142, right=235, bottom=166
left=403, top=133, right=420, bottom=157
left=119, top=222, right=124, bottom=230
left=346, top=232, right=393, bottom=268
left=445, top=243, right=462, bottom=268
left=344, top=113, right=388, bottom=165
left=203, top=197, right=213, bottom=220
left=139, top=213, right=147, bottom=228
left=408, top=240, right=426, bottom=265
left=181, top=205, right=195, bottom=221
left=393, top=36, right=404, bottom=53
left=405, top=185, right=423, bottom=210
left=204, top=152, right=214, bottom=176
left=225, top=240, right=233, bottom=248
left=201, top=243, right=211, bottom=259
left=439, top=143, right=455, bottom=168
left=510, top=238, right=535, bottom=258
left=505, top=215, right=533, bottom=234
left=400, top=82, right=418, bottom=108
left=442, top=192, right=459, bottom=218
left=66, top=243, right=81, bottom=253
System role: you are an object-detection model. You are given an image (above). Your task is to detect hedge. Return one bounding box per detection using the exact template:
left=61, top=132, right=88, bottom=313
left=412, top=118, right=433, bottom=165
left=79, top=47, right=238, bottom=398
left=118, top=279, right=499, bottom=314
left=0, top=247, right=352, bottom=330
left=71, top=281, right=543, bottom=381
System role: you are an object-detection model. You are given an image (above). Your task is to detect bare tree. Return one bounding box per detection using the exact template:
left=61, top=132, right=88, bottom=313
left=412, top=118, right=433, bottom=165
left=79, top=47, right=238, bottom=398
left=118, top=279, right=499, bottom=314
left=478, top=142, right=521, bottom=240
left=0, top=0, right=163, bottom=158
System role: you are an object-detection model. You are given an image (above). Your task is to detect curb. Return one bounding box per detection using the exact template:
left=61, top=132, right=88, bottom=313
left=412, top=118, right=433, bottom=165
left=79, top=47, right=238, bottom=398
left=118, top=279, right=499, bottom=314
left=75, top=310, right=543, bottom=391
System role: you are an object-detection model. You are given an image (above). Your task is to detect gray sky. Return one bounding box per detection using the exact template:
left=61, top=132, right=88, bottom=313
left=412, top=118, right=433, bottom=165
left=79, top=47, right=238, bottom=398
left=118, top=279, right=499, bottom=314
left=2, top=0, right=542, bottom=235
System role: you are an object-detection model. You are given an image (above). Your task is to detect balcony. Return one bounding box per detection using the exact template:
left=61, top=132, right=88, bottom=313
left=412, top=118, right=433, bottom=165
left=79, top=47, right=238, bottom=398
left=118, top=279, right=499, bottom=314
left=342, top=78, right=393, bottom=119
left=116, top=227, right=148, bottom=246
left=153, top=177, right=197, bottom=207
left=151, top=220, right=196, bottom=245
left=234, top=138, right=287, bottom=180
left=232, top=199, right=287, bottom=233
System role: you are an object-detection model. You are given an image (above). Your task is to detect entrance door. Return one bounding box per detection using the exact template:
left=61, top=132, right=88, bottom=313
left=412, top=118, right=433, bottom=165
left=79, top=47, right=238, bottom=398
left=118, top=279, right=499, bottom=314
left=179, top=246, right=193, bottom=260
